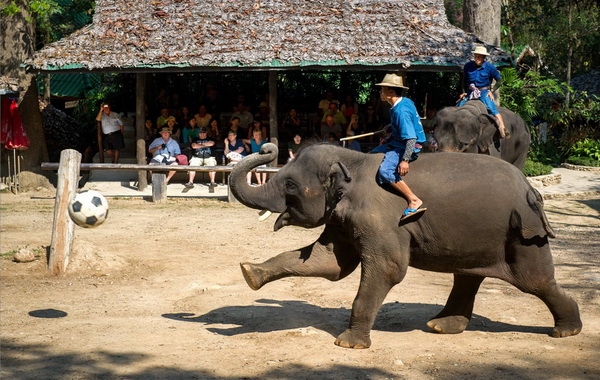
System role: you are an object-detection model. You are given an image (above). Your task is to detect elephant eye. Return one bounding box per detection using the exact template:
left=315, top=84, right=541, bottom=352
left=285, top=179, right=298, bottom=194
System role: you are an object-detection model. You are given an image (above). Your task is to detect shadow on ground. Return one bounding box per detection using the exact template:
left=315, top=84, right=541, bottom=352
left=162, top=299, right=551, bottom=338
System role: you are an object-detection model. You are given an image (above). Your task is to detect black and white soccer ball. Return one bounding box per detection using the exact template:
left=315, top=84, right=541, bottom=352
left=68, top=190, right=109, bottom=228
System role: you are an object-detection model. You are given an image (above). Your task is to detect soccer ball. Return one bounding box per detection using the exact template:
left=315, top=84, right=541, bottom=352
left=68, top=190, right=109, bottom=228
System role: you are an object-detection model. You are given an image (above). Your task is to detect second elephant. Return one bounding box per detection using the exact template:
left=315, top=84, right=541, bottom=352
left=434, top=100, right=531, bottom=169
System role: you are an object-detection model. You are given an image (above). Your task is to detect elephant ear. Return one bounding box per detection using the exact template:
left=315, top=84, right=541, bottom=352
left=324, top=162, right=352, bottom=215
left=477, top=114, right=499, bottom=152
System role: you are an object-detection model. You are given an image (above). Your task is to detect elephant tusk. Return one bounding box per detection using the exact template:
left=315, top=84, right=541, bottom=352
left=258, top=209, right=273, bottom=222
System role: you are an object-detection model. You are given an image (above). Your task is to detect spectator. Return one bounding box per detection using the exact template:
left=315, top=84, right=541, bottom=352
left=282, top=108, right=302, bottom=137
left=247, top=119, right=267, bottom=140
left=243, top=128, right=268, bottom=185
left=364, top=103, right=381, bottom=132
left=188, top=127, right=217, bottom=187
left=208, top=117, right=221, bottom=141
left=194, top=105, right=212, bottom=129
left=318, top=91, right=337, bottom=117
left=345, top=131, right=362, bottom=152
left=228, top=116, right=247, bottom=141
left=341, top=94, right=359, bottom=119
left=231, top=102, right=254, bottom=130
left=346, top=113, right=364, bottom=137
left=180, top=105, right=192, bottom=126
left=224, top=130, right=246, bottom=165
left=156, top=107, right=170, bottom=128
left=148, top=126, right=184, bottom=185
left=321, top=114, right=342, bottom=141
left=96, top=102, right=125, bottom=163
left=321, top=102, right=347, bottom=127
left=182, top=118, right=200, bottom=144
left=164, top=116, right=181, bottom=142
left=254, top=101, right=270, bottom=133
left=287, top=132, right=302, bottom=162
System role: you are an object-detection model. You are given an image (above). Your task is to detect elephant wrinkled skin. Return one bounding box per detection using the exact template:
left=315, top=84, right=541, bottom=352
left=435, top=101, right=531, bottom=169
left=230, top=143, right=581, bottom=349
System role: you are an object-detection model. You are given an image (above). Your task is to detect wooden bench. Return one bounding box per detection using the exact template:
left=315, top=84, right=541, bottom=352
left=41, top=162, right=280, bottom=202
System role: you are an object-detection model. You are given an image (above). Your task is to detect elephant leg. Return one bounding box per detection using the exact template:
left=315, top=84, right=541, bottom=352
left=505, top=245, right=582, bottom=337
left=240, top=226, right=359, bottom=290
left=427, top=274, right=484, bottom=334
left=335, top=253, right=409, bottom=349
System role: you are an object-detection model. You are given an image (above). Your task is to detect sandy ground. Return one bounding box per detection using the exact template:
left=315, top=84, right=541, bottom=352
left=1, top=192, right=599, bottom=380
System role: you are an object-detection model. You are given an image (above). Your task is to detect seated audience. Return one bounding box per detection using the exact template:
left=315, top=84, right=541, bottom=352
left=148, top=126, right=192, bottom=185
left=287, top=132, right=302, bottom=162
left=182, top=117, right=200, bottom=144
left=223, top=130, right=247, bottom=165
left=187, top=127, right=217, bottom=187
left=321, top=114, right=342, bottom=141
left=194, top=105, right=212, bottom=129
left=243, top=128, right=268, bottom=185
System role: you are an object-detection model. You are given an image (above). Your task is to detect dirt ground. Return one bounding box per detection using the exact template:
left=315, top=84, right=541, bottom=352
left=1, top=191, right=599, bottom=380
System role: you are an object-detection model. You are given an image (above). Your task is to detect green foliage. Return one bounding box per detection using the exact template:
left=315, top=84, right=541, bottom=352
left=522, top=158, right=553, bottom=177
left=569, top=139, right=600, bottom=161
left=566, top=156, right=600, bottom=167
left=528, top=137, right=563, bottom=166
left=500, top=68, right=566, bottom=124
left=0, top=2, right=20, bottom=15
left=501, top=68, right=600, bottom=164
left=502, top=0, right=600, bottom=78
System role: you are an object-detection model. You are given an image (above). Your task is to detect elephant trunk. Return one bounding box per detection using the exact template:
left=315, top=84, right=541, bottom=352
left=229, top=143, right=286, bottom=212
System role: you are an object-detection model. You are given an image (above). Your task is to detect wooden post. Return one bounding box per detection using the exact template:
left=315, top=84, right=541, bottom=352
left=152, top=172, right=167, bottom=202
left=136, top=73, right=148, bottom=191
left=49, top=149, right=81, bottom=275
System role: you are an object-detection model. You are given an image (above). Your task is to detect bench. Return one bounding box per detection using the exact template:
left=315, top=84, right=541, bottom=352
left=41, top=162, right=280, bottom=202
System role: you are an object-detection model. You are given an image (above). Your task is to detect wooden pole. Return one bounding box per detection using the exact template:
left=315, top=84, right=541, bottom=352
left=268, top=71, right=278, bottom=168
left=49, top=149, right=81, bottom=275
left=151, top=172, right=167, bottom=202
left=136, top=73, right=148, bottom=191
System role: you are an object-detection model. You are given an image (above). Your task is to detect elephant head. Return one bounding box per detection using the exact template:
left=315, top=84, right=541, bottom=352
left=434, top=102, right=499, bottom=154
left=230, top=143, right=354, bottom=231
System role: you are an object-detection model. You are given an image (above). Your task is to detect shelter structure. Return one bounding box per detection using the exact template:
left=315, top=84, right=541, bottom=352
left=25, top=0, right=511, bottom=190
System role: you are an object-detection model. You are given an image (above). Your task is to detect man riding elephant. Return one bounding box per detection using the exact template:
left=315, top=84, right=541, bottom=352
left=457, top=45, right=509, bottom=139
left=371, top=73, right=427, bottom=222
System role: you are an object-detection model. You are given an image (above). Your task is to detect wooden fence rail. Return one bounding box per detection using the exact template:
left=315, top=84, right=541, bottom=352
left=41, top=162, right=280, bottom=202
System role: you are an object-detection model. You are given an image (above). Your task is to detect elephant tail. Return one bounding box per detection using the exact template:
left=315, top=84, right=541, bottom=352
left=510, top=187, right=556, bottom=240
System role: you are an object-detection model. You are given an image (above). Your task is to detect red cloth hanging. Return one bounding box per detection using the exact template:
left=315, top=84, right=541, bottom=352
left=1, top=97, right=11, bottom=144
left=5, top=99, right=30, bottom=150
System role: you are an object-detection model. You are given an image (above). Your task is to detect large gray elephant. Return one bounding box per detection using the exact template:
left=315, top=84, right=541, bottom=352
left=230, top=143, right=581, bottom=349
left=434, top=100, right=531, bottom=169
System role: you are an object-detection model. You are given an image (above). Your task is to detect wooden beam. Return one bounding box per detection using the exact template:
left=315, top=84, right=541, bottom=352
left=136, top=73, right=148, bottom=191
left=41, top=162, right=281, bottom=173
left=49, top=149, right=81, bottom=275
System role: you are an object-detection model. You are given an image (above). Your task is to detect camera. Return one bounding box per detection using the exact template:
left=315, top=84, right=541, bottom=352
left=161, top=143, right=166, bottom=149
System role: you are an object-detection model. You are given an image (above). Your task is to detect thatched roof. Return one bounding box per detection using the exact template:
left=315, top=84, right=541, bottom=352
left=25, top=0, right=511, bottom=73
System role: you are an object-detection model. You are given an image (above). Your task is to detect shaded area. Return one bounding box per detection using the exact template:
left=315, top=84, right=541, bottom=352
left=1, top=341, right=396, bottom=380
left=163, top=299, right=552, bottom=338
left=3, top=340, right=597, bottom=380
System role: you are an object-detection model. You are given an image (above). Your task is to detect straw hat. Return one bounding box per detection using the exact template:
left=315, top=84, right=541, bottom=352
left=471, top=46, right=490, bottom=56
left=375, top=74, right=409, bottom=89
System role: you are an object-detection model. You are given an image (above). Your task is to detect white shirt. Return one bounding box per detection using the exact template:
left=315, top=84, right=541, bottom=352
left=100, top=111, right=123, bottom=134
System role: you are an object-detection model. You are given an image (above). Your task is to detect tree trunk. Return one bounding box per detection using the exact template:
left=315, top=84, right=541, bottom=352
left=0, top=1, right=49, bottom=171
left=463, top=0, right=501, bottom=47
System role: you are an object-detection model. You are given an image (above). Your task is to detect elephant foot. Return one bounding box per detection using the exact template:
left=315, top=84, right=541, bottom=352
left=551, top=320, right=582, bottom=338
left=427, top=316, right=469, bottom=334
left=334, top=329, right=371, bottom=349
left=240, top=262, right=265, bottom=290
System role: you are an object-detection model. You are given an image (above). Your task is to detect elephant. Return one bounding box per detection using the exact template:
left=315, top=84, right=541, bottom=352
left=434, top=100, right=531, bottom=169
left=229, top=142, right=581, bottom=349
